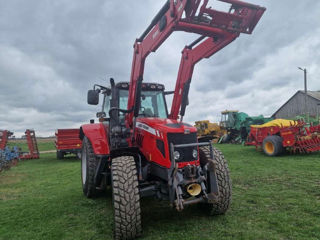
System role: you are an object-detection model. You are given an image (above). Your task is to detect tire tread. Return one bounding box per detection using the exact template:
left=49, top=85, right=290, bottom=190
left=199, top=146, right=232, bottom=215
left=112, top=156, right=142, bottom=240
left=262, top=135, right=283, bottom=156
left=82, top=137, right=98, bottom=198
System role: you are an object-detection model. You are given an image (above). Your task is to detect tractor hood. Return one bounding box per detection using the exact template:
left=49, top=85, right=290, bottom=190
left=136, top=118, right=197, bottom=134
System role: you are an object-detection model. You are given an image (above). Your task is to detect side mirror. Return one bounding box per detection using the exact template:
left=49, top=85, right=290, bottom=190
left=87, top=90, right=99, bottom=105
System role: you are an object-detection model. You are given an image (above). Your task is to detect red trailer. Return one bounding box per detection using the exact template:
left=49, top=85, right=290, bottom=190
left=55, top=129, right=82, bottom=159
left=246, top=119, right=320, bottom=156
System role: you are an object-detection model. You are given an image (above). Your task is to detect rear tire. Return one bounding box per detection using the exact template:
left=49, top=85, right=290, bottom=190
left=111, top=156, right=142, bottom=240
left=56, top=150, right=64, bottom=159
left=81, top=137, right=98, bottom=198
left=199, top=146, right=232, bottom=215
left=262, top=135, right=283, bottom=156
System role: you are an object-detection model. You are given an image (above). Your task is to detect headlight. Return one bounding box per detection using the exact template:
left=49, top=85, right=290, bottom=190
left=174, top=150, right=180, bottom=161
left=192, top=149, right=198, bottom=159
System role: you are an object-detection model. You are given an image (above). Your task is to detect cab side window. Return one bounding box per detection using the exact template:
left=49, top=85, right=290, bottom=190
left=103, top=95, right=111, bottom=117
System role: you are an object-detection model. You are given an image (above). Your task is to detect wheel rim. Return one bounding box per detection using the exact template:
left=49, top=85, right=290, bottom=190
left=81, top=147, right=87, bottom=185
left=265, top=141, right=274, bottom=154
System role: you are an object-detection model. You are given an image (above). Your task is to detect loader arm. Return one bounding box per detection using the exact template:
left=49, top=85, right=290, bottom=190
left=169, top=33, right=238, bottom=120
left=127, top=0, right=266, bottom=127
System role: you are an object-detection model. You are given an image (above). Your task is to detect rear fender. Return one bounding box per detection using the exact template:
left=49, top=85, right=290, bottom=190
left=80, top=123, right=110, bottom=155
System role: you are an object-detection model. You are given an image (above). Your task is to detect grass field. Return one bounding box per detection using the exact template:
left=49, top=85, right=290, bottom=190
left=7, top=138, right=55, bottom=152
left=0, top=143, right=319, bottom=240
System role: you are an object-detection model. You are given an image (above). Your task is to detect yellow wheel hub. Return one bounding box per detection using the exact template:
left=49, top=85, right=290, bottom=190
left=265, top=141, right=274, bottom=154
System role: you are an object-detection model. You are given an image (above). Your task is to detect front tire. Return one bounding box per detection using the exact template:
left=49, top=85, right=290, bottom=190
left=81, top=137, right=98, bottom=198
left=111, top=156, right=142, bottom=240
left=199, top=146, right=232, bottom=215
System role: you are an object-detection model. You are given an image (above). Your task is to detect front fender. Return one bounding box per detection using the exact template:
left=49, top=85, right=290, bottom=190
left=80, top=123, right=110, bottom=155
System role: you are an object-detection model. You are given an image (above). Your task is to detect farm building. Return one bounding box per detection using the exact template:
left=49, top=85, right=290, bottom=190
left=272, top=90, right=320, bottom=119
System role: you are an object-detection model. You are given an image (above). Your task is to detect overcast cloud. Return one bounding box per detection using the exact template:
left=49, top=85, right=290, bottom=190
left=0, top=0, right=320, bottom=137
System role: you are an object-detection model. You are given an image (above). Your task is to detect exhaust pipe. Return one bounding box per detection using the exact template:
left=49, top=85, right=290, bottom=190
left=186, top=183, right=202, bottom=196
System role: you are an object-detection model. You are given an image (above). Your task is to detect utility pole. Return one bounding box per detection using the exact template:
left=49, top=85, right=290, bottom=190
left=298, top=67, right=308, bottom=123
left=317, top=103, right=320, bottom=125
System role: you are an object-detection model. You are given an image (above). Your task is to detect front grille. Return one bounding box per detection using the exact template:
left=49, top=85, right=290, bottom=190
left=167, top=132, right=197, bottom=162
left=156, top=139, right=165, bottom=158
left=136, top=133, right=144, bottom=147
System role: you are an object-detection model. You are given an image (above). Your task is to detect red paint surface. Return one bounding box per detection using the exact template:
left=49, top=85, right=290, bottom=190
left=81, top=123, right=110, bottom=155
left=55, top=128, right=82, bottom=151
left=135, top=118, right=199, bottom=168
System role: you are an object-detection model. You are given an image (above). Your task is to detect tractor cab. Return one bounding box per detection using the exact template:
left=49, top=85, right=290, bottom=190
left=117, top=82, right=168, bottom=119
left=87, top=81, right=173, bottom=151
left=88, top=81, right=167, bottom=121
left=195, top=120, right=209, bottom=133
left=220, top=110, right=239, bottom=129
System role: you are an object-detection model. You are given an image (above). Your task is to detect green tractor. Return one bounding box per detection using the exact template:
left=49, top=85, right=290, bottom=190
left=293, top=114, right=320, bottom=126
left=219, top=110, right=272, bottom=143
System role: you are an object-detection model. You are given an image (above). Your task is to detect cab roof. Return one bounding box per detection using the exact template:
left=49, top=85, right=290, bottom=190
left=116, top=82, right=165, bottom=91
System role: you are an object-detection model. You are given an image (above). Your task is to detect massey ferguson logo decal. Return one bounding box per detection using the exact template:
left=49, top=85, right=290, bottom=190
left=136, top=123, right=156, bottom=136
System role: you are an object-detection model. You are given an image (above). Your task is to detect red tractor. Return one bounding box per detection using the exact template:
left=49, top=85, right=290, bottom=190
left=79, top=1, right=265, bottom=239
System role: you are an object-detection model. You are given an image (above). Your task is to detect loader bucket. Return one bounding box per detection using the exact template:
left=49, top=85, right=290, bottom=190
left=191, top=0, right=266, bottom=34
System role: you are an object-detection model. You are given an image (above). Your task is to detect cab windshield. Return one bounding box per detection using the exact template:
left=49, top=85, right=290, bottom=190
left=119, top=90, right=167, bottom=118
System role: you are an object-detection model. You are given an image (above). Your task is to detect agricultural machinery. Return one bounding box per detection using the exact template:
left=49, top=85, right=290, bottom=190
left=0, top=130, right=13, bottom=150
left=195, top=120, right=226, bottom=143
left=19, top=130, right=39, bottom=159
left=246, top=119, right=320, bottom=156
left=80, top=1, right=265, bottom=239
left=55, top=129, right=82, bottom=159
left=0, top=146, right=20, bottom=172
left=0, top=129, right=39, bottom=160
left=0, top=130, right=18, bottom=172
left=219, top=110, right=272, bottom=143
left=293, top=114, right=320, bottom=126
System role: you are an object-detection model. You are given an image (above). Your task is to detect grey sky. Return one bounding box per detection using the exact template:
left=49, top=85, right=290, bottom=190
left=0, top=0, right=319, bottom=137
